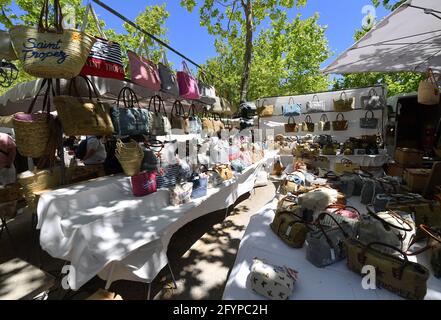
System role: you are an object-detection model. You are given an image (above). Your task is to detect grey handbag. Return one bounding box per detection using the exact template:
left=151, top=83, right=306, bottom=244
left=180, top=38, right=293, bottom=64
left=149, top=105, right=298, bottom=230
left=360, top=110, right=379, bottom=129
left=198, top=77, right=216, bottom=105
left=158, top=54, right=179, bottom=97
left=360, top=176, right=400, bottom=205
left=148, top=95, right=172, bottom=136
left=305, top=212, right=353, bottom=268
left=357, top=205, right=416, bottom=254
left=361, top=88, right=386, bottom=110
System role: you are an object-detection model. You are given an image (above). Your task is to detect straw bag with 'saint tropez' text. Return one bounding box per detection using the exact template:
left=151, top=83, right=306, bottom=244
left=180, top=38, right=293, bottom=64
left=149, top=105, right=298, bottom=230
left=10, top=0, right=95, bottom=79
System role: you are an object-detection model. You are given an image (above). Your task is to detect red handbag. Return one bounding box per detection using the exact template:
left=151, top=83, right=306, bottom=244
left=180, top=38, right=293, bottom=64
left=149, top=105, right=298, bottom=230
left=131, top=171, right=157, bottom=197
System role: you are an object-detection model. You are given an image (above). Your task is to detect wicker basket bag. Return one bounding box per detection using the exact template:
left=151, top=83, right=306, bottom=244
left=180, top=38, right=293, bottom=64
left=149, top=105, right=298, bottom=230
left=115, top=139, right=144, bottom=176
left=9, top=0, right=95, bottom=79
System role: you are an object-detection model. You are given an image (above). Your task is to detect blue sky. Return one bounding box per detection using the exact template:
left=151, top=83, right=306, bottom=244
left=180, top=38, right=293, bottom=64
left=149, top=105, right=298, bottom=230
left=3, top=0, right=390, bottom=71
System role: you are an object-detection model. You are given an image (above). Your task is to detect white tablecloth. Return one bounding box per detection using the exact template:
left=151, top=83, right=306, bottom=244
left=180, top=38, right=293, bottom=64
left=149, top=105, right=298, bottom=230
left=36, top=153, right=276, bottom=290
left=223, top=200, right=441, bottom=300
left=279, top=154, right=389, bottom=169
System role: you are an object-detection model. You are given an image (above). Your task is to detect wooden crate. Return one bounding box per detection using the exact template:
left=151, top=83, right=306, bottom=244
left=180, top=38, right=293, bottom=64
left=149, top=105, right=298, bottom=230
left=404, top=168, right=431, bottom=193
left=394, top=148, right=424, bottom=167
left=387, top=162, right=406, bottom=177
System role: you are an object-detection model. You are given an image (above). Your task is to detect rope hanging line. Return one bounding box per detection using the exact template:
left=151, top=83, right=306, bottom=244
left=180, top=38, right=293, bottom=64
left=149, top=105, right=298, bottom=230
left=90, top=0, right=217, bottom=81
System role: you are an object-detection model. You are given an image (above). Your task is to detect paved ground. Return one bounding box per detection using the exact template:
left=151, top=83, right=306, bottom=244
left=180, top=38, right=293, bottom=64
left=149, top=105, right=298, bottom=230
left=0, top=182, right=276, bottom=300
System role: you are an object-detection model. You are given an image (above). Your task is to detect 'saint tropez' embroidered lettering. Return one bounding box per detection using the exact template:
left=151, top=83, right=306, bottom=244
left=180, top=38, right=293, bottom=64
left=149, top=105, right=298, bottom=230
left=21, top=38, right=69, bottom=64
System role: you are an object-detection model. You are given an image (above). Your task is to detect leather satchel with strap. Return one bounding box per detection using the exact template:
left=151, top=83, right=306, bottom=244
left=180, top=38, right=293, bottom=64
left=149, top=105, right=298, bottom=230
left=270, top=210, right=314, bottom=248
left=345, top=239, right=429, bottom=300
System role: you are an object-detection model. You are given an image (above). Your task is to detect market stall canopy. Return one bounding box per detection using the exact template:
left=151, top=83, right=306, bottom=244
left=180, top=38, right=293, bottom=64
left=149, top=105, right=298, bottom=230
left=323, top=0, right=441, bottom=74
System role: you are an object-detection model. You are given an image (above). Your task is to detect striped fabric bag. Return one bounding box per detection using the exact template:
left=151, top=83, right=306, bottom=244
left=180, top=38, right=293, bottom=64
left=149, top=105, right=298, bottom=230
left=80, top=37, right=125, bottom=80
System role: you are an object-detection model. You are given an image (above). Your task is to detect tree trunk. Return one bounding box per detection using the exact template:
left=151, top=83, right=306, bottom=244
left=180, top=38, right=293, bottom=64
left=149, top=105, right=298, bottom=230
left=240, top=0, right=253, bottom=103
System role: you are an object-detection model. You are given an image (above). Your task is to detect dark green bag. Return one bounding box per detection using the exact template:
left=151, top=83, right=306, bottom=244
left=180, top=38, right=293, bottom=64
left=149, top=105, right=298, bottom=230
left=270, top=210, right=312, bottom=248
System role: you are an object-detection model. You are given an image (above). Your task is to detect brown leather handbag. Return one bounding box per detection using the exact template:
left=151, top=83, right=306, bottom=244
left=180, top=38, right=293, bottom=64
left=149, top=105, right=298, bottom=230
left=170, top=100, right=188, bottom=131
left=284, top=116, right=299, bottom=133
left=302, top=115, right=315, bottom=132
left=332, top=113, right=348, bottom=131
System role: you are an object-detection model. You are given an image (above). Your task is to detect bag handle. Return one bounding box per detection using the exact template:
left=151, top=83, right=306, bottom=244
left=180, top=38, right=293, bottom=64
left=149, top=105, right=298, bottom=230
left=312, top=94, right=320, bottom=102
left=68, top=75, right=100, bottom=102
left=320, top=114, right=328, bottom=122
left=287, top=116, right=296, bottom=125
left=304, top=115, right=312, bottom=123
left=341, top=157, right=353, bottom=165
left=326, top=204, right=360, bottom=218
left=182, top=61, right=193, bottom=76
left=335, top=113, right=345, bottom=121
left=368, top=88, right=378, bottom=97
left=364, top=110, right=374, bottom=119
left=81, top=2, right=106, bottom=39
left=339, top=91, right=347, bottom=100
left=172, top=100, right=185, bottom=116
left=38, top=0, right=63, bottom=33
left=189, top=103, right=197, bottom=117
left=27, top=79, right=55, bottom=120
left=366, top=205, right=414, bottom=232
left=288, top=97, right=295, bottom=105
left=362, top=242, right=409, bottom=263
left=420, top=224, right=441, bottom=244
left=315, top=212, right=350, bottom=248
left=118, top=87, right=140, bottom=109
left=427, top=68, right=438, bottom=86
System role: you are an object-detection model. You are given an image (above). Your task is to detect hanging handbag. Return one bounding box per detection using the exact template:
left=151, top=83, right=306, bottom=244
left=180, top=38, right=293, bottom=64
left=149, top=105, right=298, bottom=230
left=111, top=87, right=149, bottom=136
left=170, top=182, right=193, bottom=206
left=187, top=104, right=202, bottom=134
left=305, top=212, right=353, bottom=267
left=301, top=115, right=315, bottom=132
left=386, top=200, right=441, bottom=241
left=190, top=172, right=208, bottom=199
left=177, top=61, right=200, bottom=100
left=197, top=74, right=216, bottom=105
left=361, top=88, right=386, bottom=110
left=54, top=75, right=114, bottom=136
left=249, top=258, right=297, bottom=300
left=333, top=91, right=355, bottom=112
left=357, top=205, right=416, bottom=254
left=344, top=239, right=429, bottom=300
left=332, top=113, right=348, bottom=131
left=306, top=95, right=326, bottom=113
left=10, top=0, right=95, bottom=79
left=257, top=99, right=274, bottom=118
left=360, top=110, right=379, bottom=129
left=211, top=96, right=223, bottom=114
left=158, top=52, right=179, bottom=96
left=148, top=95, right=172, bottom=136
left=0, top=30, right=16, bottom=60
left=418, top=69, right=440, bottom=105
left=128, top=49, right=161, bottom=92
left=80, top=3, right=124, bottom=80
left=284, top=117, right=299, bottom=133
left=318, top=114, right=330, bottom=131
left=170, top=100, right=188, bottom=131
left=213, top=164, right=234, bottom=181
left=270, top=210, right=312, bottom=248
left=131, top=171, right=157, bottom=197
left=282, top=97, right=301, bottom=117
left=13, top=79, right=55, bottom=158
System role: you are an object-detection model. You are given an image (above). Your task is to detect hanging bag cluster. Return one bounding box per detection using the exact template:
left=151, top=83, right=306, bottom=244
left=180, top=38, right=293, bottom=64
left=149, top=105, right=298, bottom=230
left=148, top=95, right=172, bottom=136
left=10, top=0, right=95, bottom=79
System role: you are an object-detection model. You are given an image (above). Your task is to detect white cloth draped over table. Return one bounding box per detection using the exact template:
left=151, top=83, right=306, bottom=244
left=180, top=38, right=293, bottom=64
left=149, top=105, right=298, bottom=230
left=223, top=199, right=441, bottom=300
left=37, top=152, right=276, bottom=290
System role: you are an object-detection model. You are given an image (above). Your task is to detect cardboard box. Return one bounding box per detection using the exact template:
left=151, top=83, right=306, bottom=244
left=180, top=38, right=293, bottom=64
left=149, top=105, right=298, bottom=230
left=387, top=162, right=406, bottom=177
left=394, top=148, right=423, bottom=167
left=404, top=168, right=431, bottom=193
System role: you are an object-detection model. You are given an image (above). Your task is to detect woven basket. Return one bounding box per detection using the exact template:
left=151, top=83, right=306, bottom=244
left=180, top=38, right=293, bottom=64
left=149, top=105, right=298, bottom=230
left=13, top=113, right=51, bottom=158
left=418, top=69, right=440, bottom=105
left=115, top=140, right=143, bottom=176
left=10, top=26, right=95, bottom=79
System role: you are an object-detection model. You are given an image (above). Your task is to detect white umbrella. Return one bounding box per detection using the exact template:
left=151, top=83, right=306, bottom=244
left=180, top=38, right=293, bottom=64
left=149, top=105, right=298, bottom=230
left=323, top=0, right=441, bottom=74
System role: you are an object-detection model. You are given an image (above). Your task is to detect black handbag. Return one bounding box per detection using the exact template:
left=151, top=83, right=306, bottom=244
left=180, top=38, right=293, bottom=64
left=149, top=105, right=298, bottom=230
left=360, top=110, right=379, bottom=129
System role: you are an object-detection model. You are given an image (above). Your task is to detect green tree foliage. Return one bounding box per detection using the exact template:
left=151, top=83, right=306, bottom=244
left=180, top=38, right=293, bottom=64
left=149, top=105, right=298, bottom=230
left=201, top=12, right=330, bottom=104
left=0, top=0, right=169, bottom=95
left=332, top=0, right=423, bottom=97
left=180, top=0, right=308, bottom=102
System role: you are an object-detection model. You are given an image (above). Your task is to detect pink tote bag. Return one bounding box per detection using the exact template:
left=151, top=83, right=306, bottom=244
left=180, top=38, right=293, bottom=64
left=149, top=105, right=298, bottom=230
left=131, top=171, right=157, bottom=197
left=177, top=61, right=200, bottom=100
left=128, top=50, right=162, bottom=92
